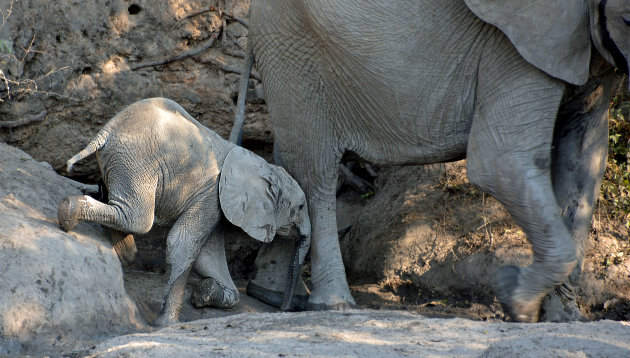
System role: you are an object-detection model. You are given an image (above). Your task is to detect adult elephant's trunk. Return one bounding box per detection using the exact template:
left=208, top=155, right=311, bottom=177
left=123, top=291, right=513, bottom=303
left=281, top=219, right=311, bottom=311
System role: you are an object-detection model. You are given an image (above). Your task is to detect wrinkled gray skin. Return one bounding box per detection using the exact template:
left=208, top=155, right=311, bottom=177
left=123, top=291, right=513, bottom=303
left=57, top=98, right=311, bottom=326
left=218, top=0, right=630, bottom=323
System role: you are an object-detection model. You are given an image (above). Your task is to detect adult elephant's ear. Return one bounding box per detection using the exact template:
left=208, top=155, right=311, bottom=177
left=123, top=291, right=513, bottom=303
left=464, top=0, right=590, bottom=86
left=219, top=146, right=277, bottom=243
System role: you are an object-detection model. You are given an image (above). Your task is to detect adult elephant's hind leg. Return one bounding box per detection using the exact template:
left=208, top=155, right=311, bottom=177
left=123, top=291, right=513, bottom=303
left=466, top=41, right=576, bottom=322
left=541, top=66, right=615, bottom=322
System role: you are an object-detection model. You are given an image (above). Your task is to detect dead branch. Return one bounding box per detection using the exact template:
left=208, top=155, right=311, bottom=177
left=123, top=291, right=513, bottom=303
left=215, top=62, right=261, bottom=82
left=168, top=6, right=216, bottom=32
left=221, top=18, right=228, bottom=48
left=364, top=164, right=378, bottom=177
left=339, top=164, right=375, bottom=194
left=130, top=32, right=220, bottom=70
left=222, top=13, right=249, bottom=28
left=0, top=0, right=13, bottom=30
left=169, top=6, right=248, bottom=32
left=0, top=110, right=47, bottom=129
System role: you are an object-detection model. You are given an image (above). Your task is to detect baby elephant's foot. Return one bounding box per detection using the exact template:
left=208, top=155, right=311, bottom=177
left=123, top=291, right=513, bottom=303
left=57, top=195, right=86, bottom=232
left=191, top=277, right=239, bottom=309
left=494, top=265, right=542, bottom=323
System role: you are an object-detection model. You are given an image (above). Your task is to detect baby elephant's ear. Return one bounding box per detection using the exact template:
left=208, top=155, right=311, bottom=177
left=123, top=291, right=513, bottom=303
left=219, top=146, right=277, bottom=243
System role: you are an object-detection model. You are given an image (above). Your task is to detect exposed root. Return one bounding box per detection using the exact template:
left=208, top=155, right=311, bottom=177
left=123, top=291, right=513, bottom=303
left=0, top=110, right=46, bottom=128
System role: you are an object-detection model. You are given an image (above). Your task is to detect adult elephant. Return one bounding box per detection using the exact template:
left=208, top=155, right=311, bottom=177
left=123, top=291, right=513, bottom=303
left=226, top=0, right=629, bottom=322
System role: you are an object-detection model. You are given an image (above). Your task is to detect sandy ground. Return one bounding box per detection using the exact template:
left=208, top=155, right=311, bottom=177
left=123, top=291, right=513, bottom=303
left=86, top=309, right=630, bottom=357
left=59, top=272, right=628, bottom=357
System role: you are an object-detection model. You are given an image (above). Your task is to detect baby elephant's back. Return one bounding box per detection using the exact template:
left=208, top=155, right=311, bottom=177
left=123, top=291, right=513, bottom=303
left=99, top=98, right=219, bottom=204
left=103, top=98, right=212, bottom=165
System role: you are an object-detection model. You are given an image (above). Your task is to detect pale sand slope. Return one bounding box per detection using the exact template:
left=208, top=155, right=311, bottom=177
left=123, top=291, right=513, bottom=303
left=90, top=310, right=629, bottom=357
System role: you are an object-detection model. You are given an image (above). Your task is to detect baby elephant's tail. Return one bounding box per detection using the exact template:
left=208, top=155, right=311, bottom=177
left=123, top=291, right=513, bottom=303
left=66, top=129, right=110, bottom=172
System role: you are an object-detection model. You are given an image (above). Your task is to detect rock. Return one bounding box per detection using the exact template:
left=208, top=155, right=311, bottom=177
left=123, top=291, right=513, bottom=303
left=0, top=143, right=144, bottom=355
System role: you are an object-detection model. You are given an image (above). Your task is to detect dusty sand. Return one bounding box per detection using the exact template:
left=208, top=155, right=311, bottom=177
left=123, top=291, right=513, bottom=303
left=88, top=310, right=630, bottom=357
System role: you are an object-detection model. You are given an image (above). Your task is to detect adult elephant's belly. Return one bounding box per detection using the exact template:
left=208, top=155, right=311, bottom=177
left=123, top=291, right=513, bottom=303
left=297, top=0, right=486, bottom=166
left=334, top=66, right=477, bottom=166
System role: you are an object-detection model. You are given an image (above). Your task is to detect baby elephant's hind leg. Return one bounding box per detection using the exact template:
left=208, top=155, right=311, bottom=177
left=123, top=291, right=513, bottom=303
left=58, top=174, right=157, bottom=234
left=58, top=195, right=153, bottom=234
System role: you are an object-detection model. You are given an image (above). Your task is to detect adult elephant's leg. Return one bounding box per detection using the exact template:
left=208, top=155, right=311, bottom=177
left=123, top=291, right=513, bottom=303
left=191, top=222, right=239, bottom=309
left=541, top=61, right=615, bottom=322
left=299, top=154, right=355, bottom=310
left=466, top=35, right=575, bottom=323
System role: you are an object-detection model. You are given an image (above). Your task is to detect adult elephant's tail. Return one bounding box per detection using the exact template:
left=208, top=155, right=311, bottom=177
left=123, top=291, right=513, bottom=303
left=229, top=44, right=255, bottom=145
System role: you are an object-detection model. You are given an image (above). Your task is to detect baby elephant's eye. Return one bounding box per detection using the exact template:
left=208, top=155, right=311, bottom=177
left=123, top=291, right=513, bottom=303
left=298, top=204, right=304, bottom=210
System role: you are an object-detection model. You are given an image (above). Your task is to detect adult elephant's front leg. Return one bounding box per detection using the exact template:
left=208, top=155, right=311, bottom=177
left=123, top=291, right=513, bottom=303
left=304, top=181, right=356, bottom=310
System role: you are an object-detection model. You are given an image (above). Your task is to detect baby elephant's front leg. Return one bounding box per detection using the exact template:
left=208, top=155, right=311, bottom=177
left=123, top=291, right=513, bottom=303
left=155, top=201, right=220, bottom=326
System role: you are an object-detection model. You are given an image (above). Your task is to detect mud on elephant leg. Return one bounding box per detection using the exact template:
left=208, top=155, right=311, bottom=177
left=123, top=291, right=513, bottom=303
left=541, top=58, right=615, bottom=322
left=246, top=238, right=310, bottom=311
left=191, top=224, right=239, bottom=309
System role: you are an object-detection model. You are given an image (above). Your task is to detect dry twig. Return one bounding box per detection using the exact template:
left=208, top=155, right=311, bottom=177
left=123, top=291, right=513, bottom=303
left=169, top=6, right=248, bottom=32
left=130, top=32, right=221, bottom=70
left=0, top=0, right=13, bottom=30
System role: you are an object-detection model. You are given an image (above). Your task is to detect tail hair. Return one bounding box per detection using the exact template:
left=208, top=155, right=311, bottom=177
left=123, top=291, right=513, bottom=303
left=66, top=130, right=110, bottom=172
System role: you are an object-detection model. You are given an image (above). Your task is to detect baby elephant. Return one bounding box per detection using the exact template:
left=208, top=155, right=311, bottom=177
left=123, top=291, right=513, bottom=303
left=58, top=97, right=311, bottom=326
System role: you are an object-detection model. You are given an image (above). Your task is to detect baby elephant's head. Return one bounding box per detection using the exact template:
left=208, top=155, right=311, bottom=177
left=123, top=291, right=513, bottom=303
left=219, top=146, right=310, bottom=244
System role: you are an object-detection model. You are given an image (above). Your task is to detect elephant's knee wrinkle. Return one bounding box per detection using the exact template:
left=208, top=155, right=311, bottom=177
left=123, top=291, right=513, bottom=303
left=115, top=207, right=154, bottom=235
left=127, top=218, right=154, bottom=236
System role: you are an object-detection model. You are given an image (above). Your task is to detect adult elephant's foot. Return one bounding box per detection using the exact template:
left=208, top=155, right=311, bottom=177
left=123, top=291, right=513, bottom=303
left=494, top=265, right=543, bottom=323
left=306, top=284, right=356, bottom=311
left=539, top=282, right=585, bottom=322
left=191, top=277, right=239, bottom=309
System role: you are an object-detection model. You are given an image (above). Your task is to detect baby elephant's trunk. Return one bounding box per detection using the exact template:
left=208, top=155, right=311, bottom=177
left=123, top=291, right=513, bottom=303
left=281, top=223, right=311, bottom=311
